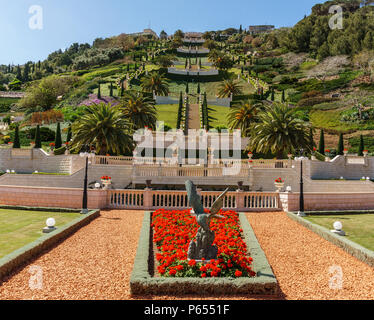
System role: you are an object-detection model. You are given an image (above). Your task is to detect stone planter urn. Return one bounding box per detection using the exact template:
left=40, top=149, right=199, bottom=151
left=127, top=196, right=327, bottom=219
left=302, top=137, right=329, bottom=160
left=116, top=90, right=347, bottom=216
left=363, top=151, right=369, bottom=157
left=274, top=182, right=284, bottom=192
left=101, top=178, right=112, bottom=190
left=343, top=150, right=348, bottom=156
left=146, top=180, right=152, bottom=189
left=237, top=181, right=244, bottom=192
left=311, top=155, right=317, bottom=161
left=325, top=157, right=331, bottom=162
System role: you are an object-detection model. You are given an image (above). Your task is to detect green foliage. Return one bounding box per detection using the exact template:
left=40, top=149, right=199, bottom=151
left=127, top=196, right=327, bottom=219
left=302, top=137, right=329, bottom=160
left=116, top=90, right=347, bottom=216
left=34, top=125, right=41, bottom=148
left=0, top=97, right=19, bottom=113
left=71, top=102, right=134, bottom=155
left=19, top=75, right=79, bottom=111
left=358, top=134, right=365, bottom=156
left=13, top=126, right=20, bottom=148
left=279, top=2, right=373, bottom=58
left=247, top=103, right=312, bottom=158
left=53, top=146, right=67, bottom=155
left=349, top=135, right=374, bottom=153
left=54, top=122, right=62, bottom=149
left=120, top=90, right=157, bottom=130
left=318, top=129, right=325, bottom=155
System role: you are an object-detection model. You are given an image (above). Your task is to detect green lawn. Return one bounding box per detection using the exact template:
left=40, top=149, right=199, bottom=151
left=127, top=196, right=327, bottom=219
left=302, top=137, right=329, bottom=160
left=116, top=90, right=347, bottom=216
left=0, top=209, right=81, bottom=258
left=305, top=214, right=374, bottom=252
left=208, top=105, right=230, bottom=128
left=156, top=104, right=179, bottom=128
left=156, top=104, right=230, bottom=129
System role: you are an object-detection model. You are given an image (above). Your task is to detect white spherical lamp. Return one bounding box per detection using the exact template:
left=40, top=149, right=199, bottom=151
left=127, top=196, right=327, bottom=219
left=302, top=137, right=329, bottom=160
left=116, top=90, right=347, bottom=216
left=333, top=221, right=342, bottom=231
left=331, top=221, right=345, bottom=236
left=46, top=218, right=56, bottom=228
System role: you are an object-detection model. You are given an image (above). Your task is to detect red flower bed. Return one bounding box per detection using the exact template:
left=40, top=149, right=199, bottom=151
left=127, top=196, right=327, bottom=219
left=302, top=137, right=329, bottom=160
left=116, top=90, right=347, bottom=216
left=151, top=208, right=256, bottom=278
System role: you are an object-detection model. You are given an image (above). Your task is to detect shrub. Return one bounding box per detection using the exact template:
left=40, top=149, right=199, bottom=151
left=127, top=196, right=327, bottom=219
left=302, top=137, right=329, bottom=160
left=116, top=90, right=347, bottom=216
left=54, top=146, right=67, bottom=156
left=297, top=96, right=335, bottom=107
left=26, top=127, right=55, bottom=142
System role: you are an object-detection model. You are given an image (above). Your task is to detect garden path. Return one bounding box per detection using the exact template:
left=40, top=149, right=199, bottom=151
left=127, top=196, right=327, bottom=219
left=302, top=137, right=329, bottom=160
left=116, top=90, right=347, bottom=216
left=187, top=103, right=200, bottom=130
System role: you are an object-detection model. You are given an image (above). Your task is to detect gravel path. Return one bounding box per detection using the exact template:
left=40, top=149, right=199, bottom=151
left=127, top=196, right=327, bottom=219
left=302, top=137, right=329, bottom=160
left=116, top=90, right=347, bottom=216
left=187, top=103, right=201, bottom=130
left=0, top=210, right=373, bottom=300
left=246, top=212, right=374, bottom=300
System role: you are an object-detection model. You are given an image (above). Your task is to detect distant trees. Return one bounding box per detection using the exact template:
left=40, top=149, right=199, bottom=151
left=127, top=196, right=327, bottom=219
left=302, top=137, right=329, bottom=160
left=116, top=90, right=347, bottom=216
left=19, top=75, right=79, bottom=111
left=276, top=4, right=374, bottom=59
left=72, top=47, right=124, bottom=70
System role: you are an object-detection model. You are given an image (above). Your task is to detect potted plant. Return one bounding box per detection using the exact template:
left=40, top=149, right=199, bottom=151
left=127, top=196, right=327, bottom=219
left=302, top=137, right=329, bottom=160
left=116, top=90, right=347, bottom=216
left=311, top=147, right=317, bottom=160
left=363, top=150, right=369, bottom=157
left=325, top=149, right=331, bottom=161
left=101, top=176, right=112, bottom=189
left=343, top=148, right=348, bottom=156
left=247, top=152, right=253, bottom=160
left=274, top=177, right=284, bottom=192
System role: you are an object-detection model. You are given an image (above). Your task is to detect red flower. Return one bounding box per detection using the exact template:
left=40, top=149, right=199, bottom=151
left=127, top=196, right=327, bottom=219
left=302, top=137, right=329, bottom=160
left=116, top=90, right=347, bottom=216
left=188, top=259, right=196, bottom=267
left=201, top=273, right=207, bottom=278
left=169, top=269, right=177, bottom=276
left=200, top=265, right=207, bottom=272
left=235, top=270, right=242, bottom=277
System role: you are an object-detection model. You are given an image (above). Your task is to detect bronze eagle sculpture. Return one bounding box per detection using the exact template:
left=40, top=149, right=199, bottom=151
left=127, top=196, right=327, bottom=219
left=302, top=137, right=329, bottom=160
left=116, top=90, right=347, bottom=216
left=185, top=180, right=229, bottom=260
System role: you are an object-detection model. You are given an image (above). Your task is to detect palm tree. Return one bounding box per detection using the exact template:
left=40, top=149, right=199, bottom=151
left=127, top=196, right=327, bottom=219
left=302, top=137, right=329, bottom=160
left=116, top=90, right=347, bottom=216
left=70, top=103, right=133, bottom=155
left=141, top=72, right=170, bottom=96
left=246, top=103, right=312, bottom=159
left=228, top=100, right=262, bottom=134
left=218, top=79, right=243, bottom=98
left=120, top=90, right=157, bottom=130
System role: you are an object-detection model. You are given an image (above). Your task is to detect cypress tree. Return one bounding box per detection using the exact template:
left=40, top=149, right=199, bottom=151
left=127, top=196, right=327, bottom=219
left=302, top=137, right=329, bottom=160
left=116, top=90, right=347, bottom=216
left=310, top=127, right=315, bottom=151
left=13, top=125, right=20, bottom=149
left=318, top=129, right=325, bottom=155
left=66, top=125, right=72, bottom=144
left=358, top=134, right=364, bottom=156
left=271, top=89, right=275, bottom=101
left=177, top=92, right=183, bottom=129
left=127, top=64, right=130, bottom=72
left=186, top=82, right=189, bottom=94
left=97, top=83, right=101, bottom=99
left=199, top=58, right=202, bottom=69
left=109, top=82, right=113, bottom=97
left=337, top=133, right=344, bottom=155
left=281, top=89, right=286, bottom=103
left=34, top=125, right=42, bottom=148
left=55, top=122, right=62, bottom=149
left=197, top=83, right=200, bottom=94
left=120, top=81, right=124, bottom=97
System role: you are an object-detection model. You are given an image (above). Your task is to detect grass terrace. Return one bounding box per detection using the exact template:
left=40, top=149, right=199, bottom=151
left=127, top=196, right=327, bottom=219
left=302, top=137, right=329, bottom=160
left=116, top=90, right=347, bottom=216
left=0, top=208, right=81, bottom=258
left=155, top=104, right=179, bottom=128
left=305, top=213, right=374, bottom=251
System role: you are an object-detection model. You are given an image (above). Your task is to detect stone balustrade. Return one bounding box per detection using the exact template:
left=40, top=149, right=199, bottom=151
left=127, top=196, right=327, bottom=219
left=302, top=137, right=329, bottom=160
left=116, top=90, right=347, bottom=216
left=108, top=189, right=281, bottom=212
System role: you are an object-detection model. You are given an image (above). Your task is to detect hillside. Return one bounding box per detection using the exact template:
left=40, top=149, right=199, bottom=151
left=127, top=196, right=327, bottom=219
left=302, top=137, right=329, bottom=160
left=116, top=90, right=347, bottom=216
left=0, top=0, right=373, bottom=157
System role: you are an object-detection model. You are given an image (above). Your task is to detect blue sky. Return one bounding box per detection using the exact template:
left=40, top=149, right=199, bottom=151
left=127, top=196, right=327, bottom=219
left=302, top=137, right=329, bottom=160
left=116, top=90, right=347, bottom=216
left=0, top=0, right=322, bottom=65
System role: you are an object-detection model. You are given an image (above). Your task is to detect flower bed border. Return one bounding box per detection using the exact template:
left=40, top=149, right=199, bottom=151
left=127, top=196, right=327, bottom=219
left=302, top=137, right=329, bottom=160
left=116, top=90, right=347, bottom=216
left=287, top=212, right=374, bottom=268
left=130, top=211, right=278, bottom=296
left=0, top=206, right=100, bottom=281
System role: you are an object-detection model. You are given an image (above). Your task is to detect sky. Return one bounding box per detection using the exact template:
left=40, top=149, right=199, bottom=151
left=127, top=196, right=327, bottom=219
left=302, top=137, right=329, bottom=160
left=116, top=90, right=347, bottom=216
left=0, top=0, right=323, bottom=65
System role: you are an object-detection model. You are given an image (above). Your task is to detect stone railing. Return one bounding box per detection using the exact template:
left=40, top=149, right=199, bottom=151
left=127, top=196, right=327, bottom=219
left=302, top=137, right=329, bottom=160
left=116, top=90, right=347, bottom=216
left=92, top=156, right=291, bottom=169
left=167, top=67, right=219, bottom=76
left=108, top=189, right=281, bottom=212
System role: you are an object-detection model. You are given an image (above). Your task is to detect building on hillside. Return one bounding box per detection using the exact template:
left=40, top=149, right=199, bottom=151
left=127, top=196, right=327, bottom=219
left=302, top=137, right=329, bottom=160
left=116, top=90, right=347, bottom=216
left=128, top=29, right=159, bottom=39
left=248, top=25, right=275, bottom=35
